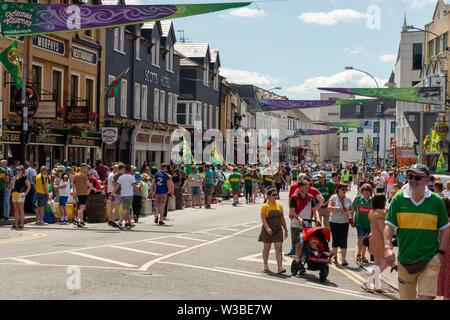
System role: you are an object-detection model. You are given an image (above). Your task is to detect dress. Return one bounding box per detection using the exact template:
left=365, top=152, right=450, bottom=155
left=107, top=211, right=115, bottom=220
left=368, top=209, right=386, bottom=261
left=258, top=202, right=284, bottom=243
left=437, top=233, right=450, bottom=298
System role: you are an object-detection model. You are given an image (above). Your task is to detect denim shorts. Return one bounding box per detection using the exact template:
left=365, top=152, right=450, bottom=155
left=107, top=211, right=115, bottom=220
left=59, top=196, right=69, bottom=207
left=356, top=226, right=371, bottom=238
left=36, top=193, right=48, bottom=208
left=191, top=186, right=201, bottom=197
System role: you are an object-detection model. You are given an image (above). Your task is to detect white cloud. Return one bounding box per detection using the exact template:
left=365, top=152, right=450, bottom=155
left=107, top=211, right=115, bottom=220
left=298, top=9, right=369, bottom=26
left=402, top=0, right=437, bottom=9
left=345, top=46, right=366, bottom=55
left=379, top=54, right=397, bottom=63
left=286, top=70, right=387, bottom=97
left=220, top=67, right=279, bottom=87
left=219, top=8, right=266, bottom=19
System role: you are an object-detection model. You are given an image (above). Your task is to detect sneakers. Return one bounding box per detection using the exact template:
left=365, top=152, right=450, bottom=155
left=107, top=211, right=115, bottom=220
left=263, top=264, right=269, bottom=272
left=124, top=223, right=133, bottom=231
left=159, top=221, right=165, bottom=225
left=155, top=216, right=159, bottom=224
left=232, top=202, right=237, bottom=207
left=277, top=267, right=286, bottom=274
left=285, top=251, right=295, bottom=256
left=205, top=205, right=211, bottom=209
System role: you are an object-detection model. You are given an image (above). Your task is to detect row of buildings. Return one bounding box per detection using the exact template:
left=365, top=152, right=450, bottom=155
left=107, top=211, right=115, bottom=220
left=0, top=0, right=315, bottom=168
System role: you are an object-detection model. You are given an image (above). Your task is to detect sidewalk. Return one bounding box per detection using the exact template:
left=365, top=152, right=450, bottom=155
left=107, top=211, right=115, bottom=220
left=0, top=214, right=36, bottom=226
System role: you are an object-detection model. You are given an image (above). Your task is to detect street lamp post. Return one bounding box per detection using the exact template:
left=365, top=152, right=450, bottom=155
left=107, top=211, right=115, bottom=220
left=345, top=66, right=379, bottom=88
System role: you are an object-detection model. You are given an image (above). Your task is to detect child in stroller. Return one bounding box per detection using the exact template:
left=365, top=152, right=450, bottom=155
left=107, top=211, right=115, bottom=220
left=291, top=227, right=333, bottom=283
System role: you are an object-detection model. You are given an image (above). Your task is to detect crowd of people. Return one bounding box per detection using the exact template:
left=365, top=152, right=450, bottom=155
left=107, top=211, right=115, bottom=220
left=0, top=158, right=448, bottom=300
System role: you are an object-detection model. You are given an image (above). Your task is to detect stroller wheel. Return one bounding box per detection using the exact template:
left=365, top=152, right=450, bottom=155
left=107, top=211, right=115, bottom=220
left=319, top=264, right=329, bottom=283
left=291, top=259, right=298, bottom=276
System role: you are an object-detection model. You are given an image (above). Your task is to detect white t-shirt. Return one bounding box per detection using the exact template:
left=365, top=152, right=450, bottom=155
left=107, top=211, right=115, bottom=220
left=59, top=177, right=71, bottom=197
left=107, top=172, right=115, bottom=194
left=328, top=194, right=352, bottom=224
left=374, top=176, right=385, bottom=187
left=117, top=174, right=136, bottom=197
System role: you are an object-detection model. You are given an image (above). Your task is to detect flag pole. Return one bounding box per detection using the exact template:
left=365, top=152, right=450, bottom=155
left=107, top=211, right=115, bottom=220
left=20, top=37, right=28, bottom=165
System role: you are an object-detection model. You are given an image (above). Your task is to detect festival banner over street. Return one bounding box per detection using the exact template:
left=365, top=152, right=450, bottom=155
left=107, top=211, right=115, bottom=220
left=251, top=98, right=373, bottom=112
left=0, top=2, right=251, bottom=36
left=314, top=121, right=373, bottom=129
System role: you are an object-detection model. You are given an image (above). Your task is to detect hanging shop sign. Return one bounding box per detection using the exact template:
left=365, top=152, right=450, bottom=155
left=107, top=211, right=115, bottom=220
left=68, top=136, right=101, bottom=147
left=32, top=34, right=65, bottom=55
left=13, top=85, right=39, bottom=119
left=436, top=123, right=449, bottom=137
left=71, top=46, right=97, bottom=65
left=66, top=106, right=89, bottom=123
left=102, top=127, right=118, bottom=145
left=34, top=100, right=57, bottom=119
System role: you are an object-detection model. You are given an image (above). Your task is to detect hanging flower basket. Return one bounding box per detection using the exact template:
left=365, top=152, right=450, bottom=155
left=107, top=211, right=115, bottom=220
left=37, top=125, right=51, bottom=141
left=79, top=127, right=88, bottom=139
left=89, top=111, right=99, bottom=121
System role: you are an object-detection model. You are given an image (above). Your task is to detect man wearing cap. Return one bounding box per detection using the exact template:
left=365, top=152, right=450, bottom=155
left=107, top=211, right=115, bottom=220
left=312, top=171, right=336, bottom=230
left=384, top=164, right=449, bottom=300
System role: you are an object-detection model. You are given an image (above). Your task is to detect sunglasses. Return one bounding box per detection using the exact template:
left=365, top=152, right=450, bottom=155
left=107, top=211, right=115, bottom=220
left=338, top=188, right=348, bottom=192
left=407, top=174, right=426, bottom=181
left=269, top=193, right=278, bottom=197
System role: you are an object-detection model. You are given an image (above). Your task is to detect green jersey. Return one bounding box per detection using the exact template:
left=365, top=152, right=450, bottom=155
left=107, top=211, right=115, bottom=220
left=353, top=195, right=372, bottom=230
left=229, top=173, right=242, bottom=190
left=312, top=180, right=336, bottom=204
left=292, top=168, right=298, bottom=179
left=342, top=172, right=350, bottom=182
left=0, top=167, right=5, bottom=190
left=386, top=190, right=449, bottom=263
left=244, top=173, right=252, bottom=188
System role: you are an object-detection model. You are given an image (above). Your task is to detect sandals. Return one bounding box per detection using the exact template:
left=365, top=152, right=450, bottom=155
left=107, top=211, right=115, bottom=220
left=356, top=255, right=362, bottom=263
left=361, top=283, right=374, bottom=293
left=361, top=257, right=369, bottom=263
left=341, top=260, right=349, bottom=267
left=333, top=257, right=338, bottom=264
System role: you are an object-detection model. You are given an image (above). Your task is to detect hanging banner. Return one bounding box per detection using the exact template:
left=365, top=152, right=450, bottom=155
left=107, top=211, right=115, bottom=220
left=318, top=87, right=441, bottom=105
left=102, top=127, right=118, bottom=145
left=283, top=128, right=339, bottom=141
left=0, top=2, right=251, bottom=37
left=252, top=98, right=372, bottom=112
left=314, top=121, right=372, bottom=129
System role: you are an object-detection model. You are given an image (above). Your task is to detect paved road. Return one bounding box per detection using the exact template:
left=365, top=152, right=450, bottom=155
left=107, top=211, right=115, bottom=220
left=0, top=185, right=397, bottom=300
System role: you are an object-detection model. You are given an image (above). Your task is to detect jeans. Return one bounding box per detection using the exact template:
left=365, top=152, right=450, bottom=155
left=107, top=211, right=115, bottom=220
left=0, top=189, right=4, bottom=218
left=3, top=188, right=12, bottom=218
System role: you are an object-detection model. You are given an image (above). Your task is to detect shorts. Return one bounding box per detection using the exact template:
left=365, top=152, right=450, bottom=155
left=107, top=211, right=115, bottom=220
left=155, top=193, right=168, bottom=207
left=349, top=176, right=353, bottom=181
left=113, top=195, right=121, bottom=204
left=232, top=189, right=240, bottom=197
left=59, top=196, right=69, bottom=207
left=203, top=184, right=213, bottom=196
left=330, top=222, right=349, bottom=249
left=12, top=192, right=26, bottom=203
left=252, top=182, right=258, bottom=188
left=263, top=183, right=272, bottom=190
left=191, top=186, right=201, bottom=197
left=121, top=196, right=133, bottom=210
left=77, top=195, right=88, bottom=206
left=36, top=193, right=48, bottom=208
left=356, top=226, right=371, bottom=238
left=291, top=227, right=303, bottom=244
left=398, top=255, right=441, bottom=300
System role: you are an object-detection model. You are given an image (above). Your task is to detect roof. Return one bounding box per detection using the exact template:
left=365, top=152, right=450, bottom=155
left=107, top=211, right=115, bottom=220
left=286, top=109, right=313, bottom=123
left=174, top=43, right=209, bottom=59
left=160, top=20, right=172, bottom=38
left=210, top=49, right=219, bottom=63
left=142, top=22, right=155, bottom=30
left=101, top=0, right=122, bottom=4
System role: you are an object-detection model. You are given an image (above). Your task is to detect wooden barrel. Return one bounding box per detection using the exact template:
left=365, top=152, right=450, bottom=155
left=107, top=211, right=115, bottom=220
left=174, top=187, right=183, bottom=210
left=168, top=197, right=176, bottom=211
left=86, top=193, right=106, bottom=223
left=142, top=199, right=153, bottom=215
left=185, top=200, right=192, bottom=207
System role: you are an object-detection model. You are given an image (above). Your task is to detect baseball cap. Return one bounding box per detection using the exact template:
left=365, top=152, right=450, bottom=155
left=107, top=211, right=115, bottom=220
left=318, top=171, right=326, bottom=178
left=57, top=168, right=64, bottom=173
left=65, top=166, right=72, bottom=172
left=135, top=172, right=142, bottom=182
left=406, top=164, right=430, bottom=176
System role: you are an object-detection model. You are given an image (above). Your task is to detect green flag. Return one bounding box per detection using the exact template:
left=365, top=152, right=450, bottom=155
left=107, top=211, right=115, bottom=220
left=436, top=152, right=447, bottom=172
left=182, top=137, right=196, bottom=175
left=0, top=40, right=22, bottom=88
left=211, top=146, right=224, bottom=167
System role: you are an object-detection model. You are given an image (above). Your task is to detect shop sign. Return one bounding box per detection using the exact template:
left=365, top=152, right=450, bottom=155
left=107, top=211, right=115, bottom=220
left=66, top=106, right=89, bottom=123
left=136, top=133, right=150, bottom=143
left=102, top=127, right=118, bottom=145
left=71, top=46, right=97, bottom=65
left=144, top=70, right=171, bottom=89
left=32, top=35, right=65, bottom=55
left=150, top=134, right=171, bottom=145
left=436, top=123, right=449, bottom=137
left=69, top=137, right=101, bottom=147
left=34, top=100, right=57, bottom=119
left=0, top=132, right=20, bottom=143
left=397, top=148, right=416, bottom=158
left=29, top=134, right=65, bottom=145
left=13, top=85, right=39, bottom=119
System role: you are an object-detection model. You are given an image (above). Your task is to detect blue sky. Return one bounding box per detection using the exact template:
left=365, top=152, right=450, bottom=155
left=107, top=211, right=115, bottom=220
left=146, top=0, right=439, bottom=99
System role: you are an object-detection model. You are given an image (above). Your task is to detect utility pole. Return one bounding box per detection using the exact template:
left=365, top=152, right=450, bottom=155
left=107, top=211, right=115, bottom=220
left=20, top=37, right=29, bottom=165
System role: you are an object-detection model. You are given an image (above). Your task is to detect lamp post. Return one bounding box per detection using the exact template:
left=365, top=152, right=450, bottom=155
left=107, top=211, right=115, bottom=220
left=376, top=102, right=384, bottom=167
left=345, top=66, right=379, bottom=88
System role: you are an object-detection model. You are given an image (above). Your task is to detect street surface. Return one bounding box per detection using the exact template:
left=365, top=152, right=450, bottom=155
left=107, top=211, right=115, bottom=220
left=0, top=185, right=397, bottom=300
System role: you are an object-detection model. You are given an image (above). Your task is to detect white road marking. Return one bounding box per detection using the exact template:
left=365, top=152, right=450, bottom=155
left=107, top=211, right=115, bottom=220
left=158, top=261, right=382, bottom=300
left=68, top=252, right=138, bottom=268
left=12, top=258, right=40, bottom=265
left=214, top=266, right=263, bottom=276
left=221, top=227, right=239, bottom=232
left=194, top=231, right=225, bottom=237
left=0, top=262, right=136, bottom=271
left=139, top=224, right=261, bottom=271
left=108, top=246, right=163, bottom=256
left=144, top=240, right=187, bottom=248
left=238, top=250, right=293, bottom=265
left=174, top=236, right=208, bottom=242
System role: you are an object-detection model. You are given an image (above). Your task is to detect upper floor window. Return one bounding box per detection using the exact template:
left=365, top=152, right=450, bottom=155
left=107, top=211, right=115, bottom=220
left=135, top=28, right=141, bottom=60
left=428, top=39, right=435, bottom=59
left=152, top=38, right=160, bottom=67
left=84, top=29, right=93, bottom=38
left=166, top=45, right=174, bottom=72
left=342, top=137, right=348, bottom=151
left=412, top=43, right=422, bottom=70
left=203, top=62, right=209, bottom=86
left=114, top=26, right=125, bottom=52
left=213, top=68, right=219, bottom=90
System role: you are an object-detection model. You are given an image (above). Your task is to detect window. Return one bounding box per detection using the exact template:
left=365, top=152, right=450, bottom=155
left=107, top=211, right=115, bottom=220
left=166, top=45, right=174, bottom=72
left=203, top=62, right=209, bottom=86
left=355, top=104, right=361, bottom=114
left=134, top=83, right=141, bottom=119
left=357, top=127, right=364, bottom=134
left=135, top=28, right=141, bottom=60
left=52, top=69, right=63, bottom=110
left=391, top=121, right=395, bottom=134
left=120, top=79, right=127, bottom=117
left=172, top=95, right=178, bottom=124
left=436, top=37, right=441, bottom=55
left=177, top=103, right=187, bottom=125
left=209, top=105, right=213, bottom=129
left=153, top=88, right=159, bottom=121
left=203, top=103, right=208, bottom=128
left=213, top=68, right=219, bottom=90
left=373, top=137, right=380, bottom=152
left=443, top=32, right=448, bottom=52
left=84, top=29, right=93, bottom=38
left=159, top=90, right=165, bottom=122
left=70, top=74, right=79, bottom=106
left=31, top=64, right=43, bottom=88
left=342, top=137, right=348, bottom=151
left=357, top=137, right=363, bottom=151
left=373, top=121, right=380, bottom=134
left=85, top=78, right=94, bottom=113
left=114, top=26, right=125, bottom=52
left=141, top=85, right=148, bottom=120
left=412, top=81, right=421, bottom=87
left=152, top=38, right=160, bottom=67
left=376, top=103, right=383, bottom=114
left=412, top=43, right=422, bottom=70
left=107, top=75, right=115, bottom=115
left=167, top=93, right=173, bottom=124
left=215, top=106, right=219, bottom=129
left=428, top=39, right=434, bottom=58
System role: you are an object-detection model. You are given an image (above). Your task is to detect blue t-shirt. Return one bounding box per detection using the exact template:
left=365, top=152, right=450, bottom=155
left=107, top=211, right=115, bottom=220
left=154, top=171, right=169, bottom=194
left=285, top=166, right=291, bottom=175
left=204, top=169, right=214, bottom=185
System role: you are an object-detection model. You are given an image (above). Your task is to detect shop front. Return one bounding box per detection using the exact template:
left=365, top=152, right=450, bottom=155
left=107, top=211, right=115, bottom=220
left=67, top=136, right=102, bottom=165
left=28, top=134, right=65, bottom=168
left=0, top=131, right=21, bottom=161
left=132, top=129, right=171, bottom=168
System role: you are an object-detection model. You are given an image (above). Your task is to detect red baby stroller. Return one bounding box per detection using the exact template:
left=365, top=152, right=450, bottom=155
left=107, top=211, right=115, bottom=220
left=291, top=227, right=333, bottom=283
